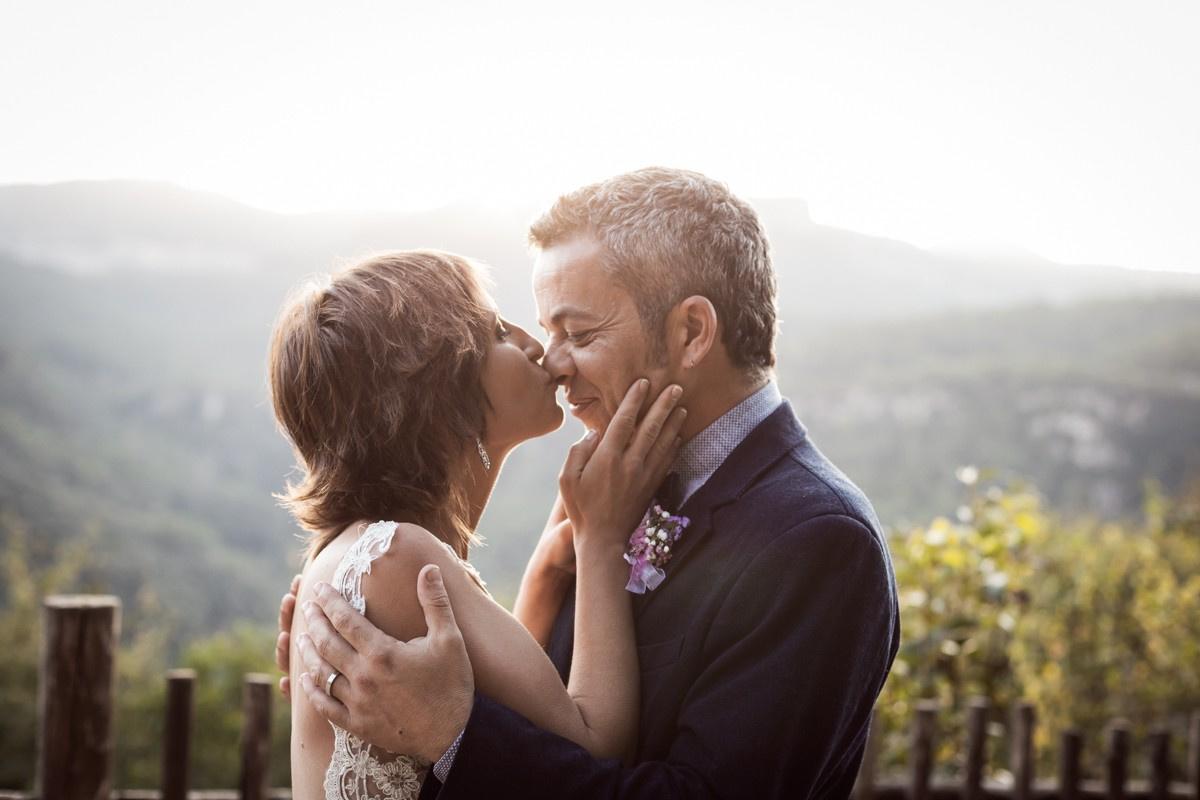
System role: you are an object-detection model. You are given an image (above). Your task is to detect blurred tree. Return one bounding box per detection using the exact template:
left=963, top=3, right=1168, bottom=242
left=879, top=475, right=1200, bottom=780
left=181, top=624, right=291, bottom=787
left=0, top=512, right=99, bottom=789
left=0, top=512, right=290, bottom=789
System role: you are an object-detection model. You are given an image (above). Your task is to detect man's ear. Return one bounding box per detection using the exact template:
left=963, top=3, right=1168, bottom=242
left=673, top=295, right=718, bottom=370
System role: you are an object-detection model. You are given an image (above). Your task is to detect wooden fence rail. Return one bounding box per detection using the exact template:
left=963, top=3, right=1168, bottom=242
left=3, top=595, right=1200, bottom=799
left=855, top=701, right=1200, bottom=800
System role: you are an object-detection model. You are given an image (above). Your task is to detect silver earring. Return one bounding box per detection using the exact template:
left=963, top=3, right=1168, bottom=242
left=475, top=438, right=491, bottom=471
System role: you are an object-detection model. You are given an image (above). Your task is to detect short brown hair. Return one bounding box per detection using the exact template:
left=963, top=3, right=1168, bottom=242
left=529, top=167, right=776, bottom=374
left=268, top=250, right=494, bottom=561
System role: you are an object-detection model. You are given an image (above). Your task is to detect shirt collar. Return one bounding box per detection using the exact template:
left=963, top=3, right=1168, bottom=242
left=673, top=380, right=783, bottom=506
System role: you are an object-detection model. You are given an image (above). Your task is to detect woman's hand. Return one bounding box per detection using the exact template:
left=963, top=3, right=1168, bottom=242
left=558, top=379, right=687, bottom=553
left=537, top=517, right=577, bottom=576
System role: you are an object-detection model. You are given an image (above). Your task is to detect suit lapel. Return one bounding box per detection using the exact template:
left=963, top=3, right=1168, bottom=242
left=634, top=401, right=807, bottom=619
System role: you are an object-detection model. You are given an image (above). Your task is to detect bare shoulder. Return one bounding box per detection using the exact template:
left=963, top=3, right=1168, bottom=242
left=358, top=522, right=489, bottom=644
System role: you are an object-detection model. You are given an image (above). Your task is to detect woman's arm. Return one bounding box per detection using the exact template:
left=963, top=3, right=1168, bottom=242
left=512, top=495, right=574, bottom=648
left=557, top=380, right=686, bottom=761
left=353, top=381, right=685, bottom=762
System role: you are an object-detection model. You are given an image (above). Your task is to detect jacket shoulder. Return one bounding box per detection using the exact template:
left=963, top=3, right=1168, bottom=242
left=738, top=434, right=883, bottom=539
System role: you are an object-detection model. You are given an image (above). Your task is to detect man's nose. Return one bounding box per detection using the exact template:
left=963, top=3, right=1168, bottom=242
left=541, top=339, right=573, bottom=385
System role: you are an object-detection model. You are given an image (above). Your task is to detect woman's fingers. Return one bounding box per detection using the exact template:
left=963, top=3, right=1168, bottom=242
left=559, top=430, right=600, bottom=487
left=599, top=379, right=650, bottom=454
left=646, top=405, right=688, bottom=475
left=628, top=384, right=683, bottom=463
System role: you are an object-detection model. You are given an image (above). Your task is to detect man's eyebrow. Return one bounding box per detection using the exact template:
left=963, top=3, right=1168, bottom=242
left=540, top=305, right=600, bottom=328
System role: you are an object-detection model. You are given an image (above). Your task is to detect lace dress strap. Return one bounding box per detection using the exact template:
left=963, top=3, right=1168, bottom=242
left=334, top=520, right=398, bottom=614
left=323, top=521, right=426, bottom=800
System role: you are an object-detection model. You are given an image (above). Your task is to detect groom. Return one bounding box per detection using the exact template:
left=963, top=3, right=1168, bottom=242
left=281, top=167, right=900, bottom=799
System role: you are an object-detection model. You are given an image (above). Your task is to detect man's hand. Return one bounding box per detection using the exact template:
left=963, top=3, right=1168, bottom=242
left=297, top=564, right=475, bottom=764
left=275, top=573, right=301, bottom=699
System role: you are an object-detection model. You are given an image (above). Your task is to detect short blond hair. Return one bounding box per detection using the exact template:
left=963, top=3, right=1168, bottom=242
left=530, top=167, right=777, bottom=374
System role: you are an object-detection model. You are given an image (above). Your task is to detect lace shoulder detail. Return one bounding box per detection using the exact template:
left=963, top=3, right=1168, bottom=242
left=332, top=521, right=397, bottom=614
left=323, top=521, right=427, bottom=800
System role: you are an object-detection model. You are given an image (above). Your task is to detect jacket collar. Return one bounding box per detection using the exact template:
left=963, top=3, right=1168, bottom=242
left=635, top=400, right=807, bottom=615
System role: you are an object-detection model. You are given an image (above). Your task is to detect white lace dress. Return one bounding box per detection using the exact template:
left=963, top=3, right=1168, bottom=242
left=322, top=521, right=426, bottom=800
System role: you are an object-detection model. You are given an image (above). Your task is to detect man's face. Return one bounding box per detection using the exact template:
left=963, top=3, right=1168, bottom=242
left=534, top=235, right=667, bottom=432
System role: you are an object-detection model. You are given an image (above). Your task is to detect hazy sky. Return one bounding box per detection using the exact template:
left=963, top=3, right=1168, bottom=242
left=3, top=0, right=1198, bottom=271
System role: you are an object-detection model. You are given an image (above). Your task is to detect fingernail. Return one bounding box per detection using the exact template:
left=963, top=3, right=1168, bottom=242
left=426, top=565, right=442, bottom=585
left=671, top=385, right=683, bottom=398
left=315, top=582, right=330, bottom=599
left=637, top=378, right=649, bottom=391
left=302, top=601, right=314, bottom=617
left=299, top=672, right=314, bottom=692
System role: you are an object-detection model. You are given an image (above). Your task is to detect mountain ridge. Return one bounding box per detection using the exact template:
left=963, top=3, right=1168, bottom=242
left=4, top=180, right=1198, bottom=336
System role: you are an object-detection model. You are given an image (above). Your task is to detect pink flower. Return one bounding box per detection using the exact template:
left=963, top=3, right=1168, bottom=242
left=624, top=504, right=690, bottom=594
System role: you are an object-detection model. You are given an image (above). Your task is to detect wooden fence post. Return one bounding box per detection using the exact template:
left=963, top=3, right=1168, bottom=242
left=161, top=669, right=196, bottom=800
left=1060, top=729, right=1083, bottom=800
left=1012, top=702, right=1036, bottom=800
left=1148, top=728, right=1170, bottom=800
left=37, top=595, right=121, bottom=800
left=1189, top=711, right=1200, bottom=800
left=239, top=673, right=273, bottom=800
left=1106, top=721, right=1130, bottom=800
left=964, top=697, right=989, bottom=800
left=911, top=701, right=938, bottom=800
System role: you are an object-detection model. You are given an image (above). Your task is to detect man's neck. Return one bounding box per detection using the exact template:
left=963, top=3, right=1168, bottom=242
left=678, top=371, right=772, bottom=443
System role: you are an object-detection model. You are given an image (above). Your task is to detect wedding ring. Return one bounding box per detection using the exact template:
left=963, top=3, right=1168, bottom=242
left=325, top=669, right=341, bottom=697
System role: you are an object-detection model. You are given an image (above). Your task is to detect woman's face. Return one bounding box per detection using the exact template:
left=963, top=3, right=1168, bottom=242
left=480, top=309, right=564, bottom=452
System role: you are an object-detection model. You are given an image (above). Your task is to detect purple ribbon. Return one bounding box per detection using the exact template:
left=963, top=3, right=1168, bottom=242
left=623, top=554, right=666, bottom=594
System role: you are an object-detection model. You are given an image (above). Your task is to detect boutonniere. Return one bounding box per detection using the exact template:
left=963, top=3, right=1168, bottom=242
left=624, top=504, right=691, bottom=594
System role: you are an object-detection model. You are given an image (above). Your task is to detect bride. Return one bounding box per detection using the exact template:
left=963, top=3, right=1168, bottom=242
left=268, top=250, right=686, bottom=799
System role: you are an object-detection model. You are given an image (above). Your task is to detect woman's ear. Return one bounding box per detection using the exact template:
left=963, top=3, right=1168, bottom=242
left=675, top=295, right=718, bottom=370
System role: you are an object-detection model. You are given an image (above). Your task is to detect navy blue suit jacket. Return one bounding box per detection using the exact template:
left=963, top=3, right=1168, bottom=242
left=423, top=401, right=900, bottom=799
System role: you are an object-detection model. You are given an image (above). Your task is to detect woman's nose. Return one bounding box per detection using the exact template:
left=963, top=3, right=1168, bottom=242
left=523, top=332, right=545, bottom=362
